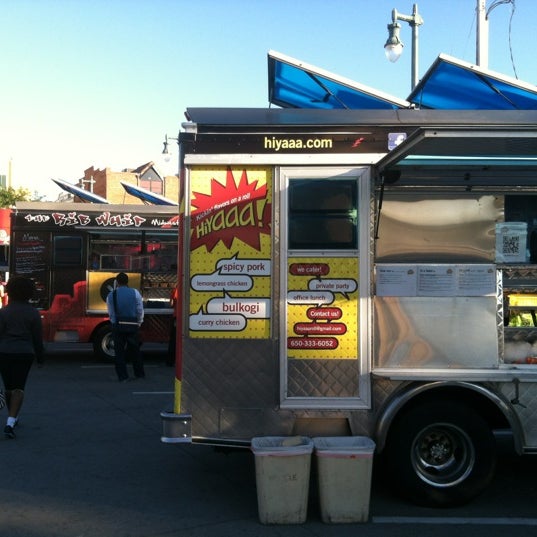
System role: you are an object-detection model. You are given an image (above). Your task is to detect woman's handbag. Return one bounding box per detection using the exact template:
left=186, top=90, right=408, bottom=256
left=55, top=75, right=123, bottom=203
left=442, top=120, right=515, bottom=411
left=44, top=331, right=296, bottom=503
left=0, top=389, right=5, bottom=410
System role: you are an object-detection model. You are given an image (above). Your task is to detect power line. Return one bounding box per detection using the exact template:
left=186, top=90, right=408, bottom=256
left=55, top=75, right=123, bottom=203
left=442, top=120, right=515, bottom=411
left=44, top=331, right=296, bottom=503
left=487, top=0, right=518, bottom=78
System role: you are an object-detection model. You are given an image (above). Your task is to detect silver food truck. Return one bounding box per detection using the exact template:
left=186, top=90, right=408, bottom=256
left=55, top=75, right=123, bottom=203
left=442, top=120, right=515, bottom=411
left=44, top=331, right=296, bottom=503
left=162, top=53, right=537, bottom=507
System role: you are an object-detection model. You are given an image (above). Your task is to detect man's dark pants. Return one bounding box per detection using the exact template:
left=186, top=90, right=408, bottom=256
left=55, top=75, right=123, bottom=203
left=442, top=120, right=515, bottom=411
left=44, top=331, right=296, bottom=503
left=112, top=327, right=144, bottom=381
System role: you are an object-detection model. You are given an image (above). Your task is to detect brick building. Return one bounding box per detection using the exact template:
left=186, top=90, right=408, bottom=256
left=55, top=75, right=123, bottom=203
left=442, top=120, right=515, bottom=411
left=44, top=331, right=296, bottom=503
left=74, top=162, right=178, bottom=204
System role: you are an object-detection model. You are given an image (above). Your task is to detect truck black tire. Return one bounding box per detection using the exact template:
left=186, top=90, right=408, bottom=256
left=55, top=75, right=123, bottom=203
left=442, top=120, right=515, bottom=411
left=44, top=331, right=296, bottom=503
left=384, top=401, right=497, bottom=507
left=93, top=324, right=115, bottom=361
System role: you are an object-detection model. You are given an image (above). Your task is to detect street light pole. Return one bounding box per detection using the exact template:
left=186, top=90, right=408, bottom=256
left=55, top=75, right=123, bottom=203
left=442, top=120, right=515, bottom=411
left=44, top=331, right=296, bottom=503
left=476, top=0, right=516, bottom=69
left=476, top=0, right=489, bottom=68
left=384, top=4, right=424, bottom=91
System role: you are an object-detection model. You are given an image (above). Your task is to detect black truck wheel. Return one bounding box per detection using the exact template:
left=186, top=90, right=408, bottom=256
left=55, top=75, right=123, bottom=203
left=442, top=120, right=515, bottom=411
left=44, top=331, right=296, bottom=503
left=93, top=324, right=115, bottom=360
left=384, top=401, right=497, bottom=507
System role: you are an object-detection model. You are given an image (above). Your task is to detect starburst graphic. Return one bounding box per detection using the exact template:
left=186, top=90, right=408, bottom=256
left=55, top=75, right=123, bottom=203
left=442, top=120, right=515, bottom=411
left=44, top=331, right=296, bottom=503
left=190, top=168, right=271, bottom=252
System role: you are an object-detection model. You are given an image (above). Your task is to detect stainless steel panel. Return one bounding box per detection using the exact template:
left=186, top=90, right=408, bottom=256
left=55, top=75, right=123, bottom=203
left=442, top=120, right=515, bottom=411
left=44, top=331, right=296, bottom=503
left=287, top=359, right=359, bottom=398
left=182, top=339, right=366, bottom=440
left=376, top=193, right=502, bottom=262
left=182, top=339, right=281, bottom=440
left=374, top=296, right=499, bottom=368
left=500, top=381, right=537, bottom=448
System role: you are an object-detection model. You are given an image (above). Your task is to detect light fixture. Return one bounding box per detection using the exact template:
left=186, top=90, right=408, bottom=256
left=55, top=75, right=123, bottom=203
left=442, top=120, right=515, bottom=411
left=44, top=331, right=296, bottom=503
left=384, top=20, right=403, bottom=63
left=161, top=134, right=178, bottom=163
left=384, top=4, right=424, bottom=90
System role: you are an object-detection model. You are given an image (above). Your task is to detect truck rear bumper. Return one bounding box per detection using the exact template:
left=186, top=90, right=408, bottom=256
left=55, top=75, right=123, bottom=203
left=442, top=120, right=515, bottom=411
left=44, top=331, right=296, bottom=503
left=160, top=411, right=192, bottom=443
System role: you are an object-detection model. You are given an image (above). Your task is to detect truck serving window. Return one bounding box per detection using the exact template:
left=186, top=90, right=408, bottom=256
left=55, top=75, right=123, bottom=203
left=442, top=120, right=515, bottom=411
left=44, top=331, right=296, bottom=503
left=288, top=179, right=357, bottom=250
left=89, top=231, right=178, bottom=272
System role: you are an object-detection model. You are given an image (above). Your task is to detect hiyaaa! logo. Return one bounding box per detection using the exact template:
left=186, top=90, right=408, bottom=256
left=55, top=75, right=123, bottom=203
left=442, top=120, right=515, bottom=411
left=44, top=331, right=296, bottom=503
left=190, top=168, right=271, bottom=252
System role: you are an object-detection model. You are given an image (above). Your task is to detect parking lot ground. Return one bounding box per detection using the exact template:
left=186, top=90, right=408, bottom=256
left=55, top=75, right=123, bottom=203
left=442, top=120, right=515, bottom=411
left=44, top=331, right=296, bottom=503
left=2, top=351, right=537, bottom=537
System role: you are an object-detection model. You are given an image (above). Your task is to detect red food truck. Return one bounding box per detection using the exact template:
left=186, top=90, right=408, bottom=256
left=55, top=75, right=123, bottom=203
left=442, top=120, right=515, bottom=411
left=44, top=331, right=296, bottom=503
left=10, top=202, right=178, bottom=359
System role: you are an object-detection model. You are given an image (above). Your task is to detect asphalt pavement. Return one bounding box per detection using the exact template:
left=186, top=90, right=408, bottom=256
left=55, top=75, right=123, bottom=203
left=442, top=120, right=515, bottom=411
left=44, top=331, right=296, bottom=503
left=2, top=349, right=537, bottom=537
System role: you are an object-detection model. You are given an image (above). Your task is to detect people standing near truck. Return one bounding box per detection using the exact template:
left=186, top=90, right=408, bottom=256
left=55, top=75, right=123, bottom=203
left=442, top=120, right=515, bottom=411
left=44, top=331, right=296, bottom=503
left=0, top=272, right=6, bottom=307
left=0, top=275, right=44, bottom=439
left=106, top=272, right=145, bottom=382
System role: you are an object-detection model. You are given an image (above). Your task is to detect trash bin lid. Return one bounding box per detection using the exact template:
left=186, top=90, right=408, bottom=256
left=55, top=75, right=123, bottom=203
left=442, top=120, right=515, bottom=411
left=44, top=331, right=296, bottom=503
left=251, top=436, right=314, bottom=456
left=313, top=436, right=376, bottom=455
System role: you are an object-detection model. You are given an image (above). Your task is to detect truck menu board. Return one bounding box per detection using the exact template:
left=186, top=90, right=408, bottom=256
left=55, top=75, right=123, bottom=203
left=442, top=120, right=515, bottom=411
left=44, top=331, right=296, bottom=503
left=376, top=264, right=496, bottom=297
left=188, top=166, right=273, bottom=339
left=13, top=230, right=49, bottom=308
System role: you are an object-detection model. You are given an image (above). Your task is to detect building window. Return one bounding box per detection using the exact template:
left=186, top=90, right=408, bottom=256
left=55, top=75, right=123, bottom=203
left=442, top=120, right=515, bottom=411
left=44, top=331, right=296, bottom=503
left=140, top=175, right=163, bottom=195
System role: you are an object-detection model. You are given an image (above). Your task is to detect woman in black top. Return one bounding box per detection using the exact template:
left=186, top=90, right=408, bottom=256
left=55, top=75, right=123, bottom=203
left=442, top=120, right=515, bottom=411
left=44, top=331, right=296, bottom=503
left=0, top=276, right=44, bottom=439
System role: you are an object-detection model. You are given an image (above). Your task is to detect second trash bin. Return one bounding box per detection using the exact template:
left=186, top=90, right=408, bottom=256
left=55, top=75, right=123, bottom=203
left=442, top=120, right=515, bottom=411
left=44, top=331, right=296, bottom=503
left=313, top=436, right=376, bottom=523
left=251, top=436, right=314, bottom=524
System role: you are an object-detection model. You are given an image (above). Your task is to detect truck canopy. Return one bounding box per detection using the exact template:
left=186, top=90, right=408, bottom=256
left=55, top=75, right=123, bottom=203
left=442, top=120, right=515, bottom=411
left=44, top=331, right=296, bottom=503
left=267, top=51, right=537, bottom=110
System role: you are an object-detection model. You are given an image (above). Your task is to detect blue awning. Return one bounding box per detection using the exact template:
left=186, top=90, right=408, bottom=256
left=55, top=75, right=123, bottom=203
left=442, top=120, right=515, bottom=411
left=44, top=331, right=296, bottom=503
left=408, top=54, right=537, bottom=110
left=120, top=182, right=178, bottom=206
left=268, top=50, right=411, bottom=110
left=268, top=51, right=537, bottom=111
left=52, top=178, right=109, bottom=203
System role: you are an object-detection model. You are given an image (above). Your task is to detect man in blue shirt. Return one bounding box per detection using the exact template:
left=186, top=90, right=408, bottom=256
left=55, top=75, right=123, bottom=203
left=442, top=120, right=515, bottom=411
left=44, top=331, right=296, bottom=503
left=106, top=272, right=144, bottom=382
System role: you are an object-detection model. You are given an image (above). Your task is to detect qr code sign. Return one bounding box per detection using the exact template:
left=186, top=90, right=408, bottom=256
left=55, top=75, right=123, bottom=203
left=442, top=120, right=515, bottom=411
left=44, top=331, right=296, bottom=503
left=496, top=223, right=527, bottom=263
left=503, top=235, right=521, bottom=256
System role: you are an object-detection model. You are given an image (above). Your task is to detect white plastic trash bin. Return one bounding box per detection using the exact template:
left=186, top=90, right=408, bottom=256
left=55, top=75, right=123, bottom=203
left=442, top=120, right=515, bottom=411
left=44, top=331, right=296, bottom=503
left=313, top=436, right=376, bottom=523
left=251, top=436, right=314, bottom=524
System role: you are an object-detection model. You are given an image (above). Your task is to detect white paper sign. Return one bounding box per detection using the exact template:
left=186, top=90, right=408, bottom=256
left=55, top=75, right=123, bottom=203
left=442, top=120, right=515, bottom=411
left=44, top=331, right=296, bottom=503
left=376, top=265, right=417, bottom=296
left=376, top=264, right=496, bottom=297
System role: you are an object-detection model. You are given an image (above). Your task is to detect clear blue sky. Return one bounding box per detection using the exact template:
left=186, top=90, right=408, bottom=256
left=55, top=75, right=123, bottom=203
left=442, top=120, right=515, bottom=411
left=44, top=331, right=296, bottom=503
left=0, top=0, right=534, bottom=200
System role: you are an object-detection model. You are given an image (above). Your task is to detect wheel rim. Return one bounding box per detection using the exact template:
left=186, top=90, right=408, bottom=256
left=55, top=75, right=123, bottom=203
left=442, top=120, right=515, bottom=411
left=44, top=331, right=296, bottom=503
left=101, top=333, right=115, bottom=358
left=411, top=422, right=475, bottom=488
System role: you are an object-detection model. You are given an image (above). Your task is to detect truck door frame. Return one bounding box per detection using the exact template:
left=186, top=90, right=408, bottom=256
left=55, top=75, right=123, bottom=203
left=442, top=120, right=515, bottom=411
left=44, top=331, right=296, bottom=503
left=278, top=166, right=372, bottom=410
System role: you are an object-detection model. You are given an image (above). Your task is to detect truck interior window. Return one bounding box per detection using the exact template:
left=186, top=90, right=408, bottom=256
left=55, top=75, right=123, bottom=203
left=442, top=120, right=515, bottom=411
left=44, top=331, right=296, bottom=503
left=288, top=178, right=358, bottom=250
